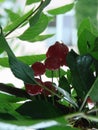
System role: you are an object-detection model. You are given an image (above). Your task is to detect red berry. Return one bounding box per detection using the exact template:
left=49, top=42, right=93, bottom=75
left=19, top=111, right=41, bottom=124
left=31, top=62, right=46, bottom=76
left=46, top=41, right=69, bottom=66
left=45, top=56, right=60, bottom=70
left=25, top=78, right=43, bottom=96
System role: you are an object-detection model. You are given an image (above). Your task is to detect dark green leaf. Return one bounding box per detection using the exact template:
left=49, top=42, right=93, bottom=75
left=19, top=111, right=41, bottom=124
left=59, top=76, right=70, bottom=94
left=0, top=54, right=45, bottom=67
left=16, top=100, right=63, bottom=119
left=18, top=13, right=49, bottom=42
left=26, top=0, right=40, bottom=5
left=48, top=3, right=74, bottom=15
left=0, top=28, right=36, bottom=84
left=66, top=50, right=95, bottom=99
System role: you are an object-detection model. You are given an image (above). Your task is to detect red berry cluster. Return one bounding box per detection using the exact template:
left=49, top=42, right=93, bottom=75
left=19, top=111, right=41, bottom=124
left=25, top=41, right=69, bottom=96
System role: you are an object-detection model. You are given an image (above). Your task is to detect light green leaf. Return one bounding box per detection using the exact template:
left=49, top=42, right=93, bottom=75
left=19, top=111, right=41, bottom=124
left=26, top=0, right=40, bottom=5
left=5, top=9, right=20, bottom=22
left=4, top=8, right=34, bottom=33
left=29, top=0, right=51, bottom=27
left=48, top=3, right=74, bottom=15
left=18, top=13, right=49, bottom=41
left=30, top=34, right=54, bottom=42
left=78, top=29, right=96, bottom=55
left=78, top=18, right=93, bottom=37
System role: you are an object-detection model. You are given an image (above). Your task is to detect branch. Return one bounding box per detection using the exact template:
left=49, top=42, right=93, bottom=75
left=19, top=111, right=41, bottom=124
left=0, top=83, right=31, bottom=99
left=5, top=0, right=44, bottom=37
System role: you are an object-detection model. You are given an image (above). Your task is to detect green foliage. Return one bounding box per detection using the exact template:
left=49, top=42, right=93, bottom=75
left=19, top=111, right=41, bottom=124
left=0, top=0, right=98, bottom=129
left=0, top=54, right=45, bottom=67
left=48, top=3, right=74, bottom=15
left=19, top=13, right=49, bottom=42
left=26, top=0, right=40, bottom=5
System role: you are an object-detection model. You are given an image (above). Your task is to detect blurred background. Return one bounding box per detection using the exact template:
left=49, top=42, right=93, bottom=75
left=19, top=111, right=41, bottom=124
left=0, top=0, right=98, bottom=87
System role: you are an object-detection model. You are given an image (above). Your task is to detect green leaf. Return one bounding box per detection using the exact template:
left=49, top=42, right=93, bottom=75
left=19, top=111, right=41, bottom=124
left=18, top=13, right=49, bottom=42
left=59, top=76, right=70, bottom=94
left=89, top=77, right=98, bottom=102
left=24, top=34, right=54, bottom=43
left=0, top=27, right=36, bottom=85
left=54, top=85, right=78, bottom=108
left=0, top=103, right=24, bottom=120
left=0, top=93, right=26, bottom=103
left=26, top=0, right=40, bottom=5
left=45, top=69, right=66, bottom=78
left=16, top=100, right=63, bottom=119
left=4, top=8, right=34, bottom=33
left=48, top=3, right=74, bottom=15
left=0, top=54, right=45, bottom=67
left=78, top=18, right=93, bottom=37
left=66, top=50, right=95, bottom=99
left=29, top=0, right=51, bottom=26
left=90, top=37, right=98, bottom=60
left=5, top=9, right=20, bottom=22
left=78, top=29, right=96, bottom=55
left=78, top=18, right=98, bottom=37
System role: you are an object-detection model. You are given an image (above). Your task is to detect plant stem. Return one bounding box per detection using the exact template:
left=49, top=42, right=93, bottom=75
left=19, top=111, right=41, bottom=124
left=51, top=70, right=54, bottom=83
left=5, top=0, right=44, bottom=37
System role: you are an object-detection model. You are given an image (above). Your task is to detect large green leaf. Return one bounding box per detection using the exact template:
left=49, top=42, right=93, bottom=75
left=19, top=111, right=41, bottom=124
left=16, top=100, right=63, bottom=119
left=78, top=18, right=93, bottom=37
left=0, top=54, right=45, bottom=67
left=48, top=3, right=74, bottom=15
left=18, top=13, right=49, bottom=42
left=78, top=18, right=98, bottom=37
left=0, top=27, right=36, bottom=84
left=66, top=50, right=95, bottom=99
left=78, top=29, right=96, bottom=55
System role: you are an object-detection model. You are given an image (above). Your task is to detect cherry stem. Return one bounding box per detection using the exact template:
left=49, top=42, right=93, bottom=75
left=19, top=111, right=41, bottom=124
left=58, top=68, right=61, bottom=81
left=51, top=70, right=54, bottom=83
